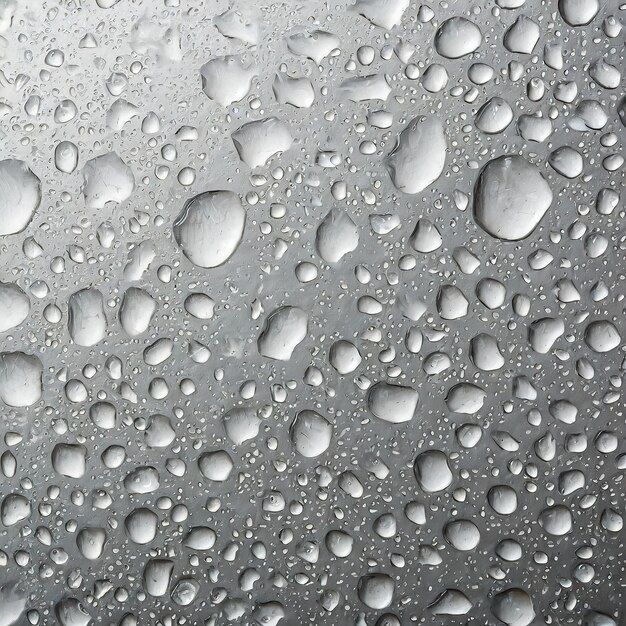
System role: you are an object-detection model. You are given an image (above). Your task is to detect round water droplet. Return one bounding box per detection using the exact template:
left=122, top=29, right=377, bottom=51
left=290, top=410, right=333, bottom=457
left=174, top=191, right=246, bottom=268
left=413, top=450, right=453, bottom=492
left=474, top=155, right=552, bottom=240
left=435, top=18, right=482, bottom=58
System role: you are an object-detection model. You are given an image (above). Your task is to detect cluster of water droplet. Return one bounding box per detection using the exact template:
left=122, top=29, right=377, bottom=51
left=0, top=0, right=623, bottom=624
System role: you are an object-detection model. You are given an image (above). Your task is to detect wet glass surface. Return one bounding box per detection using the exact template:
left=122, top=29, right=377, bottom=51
left=0, top=0, right=623, bottom=624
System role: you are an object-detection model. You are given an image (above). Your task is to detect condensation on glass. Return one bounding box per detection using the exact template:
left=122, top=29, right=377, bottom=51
left=0, top=0, right=623, bottom=625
